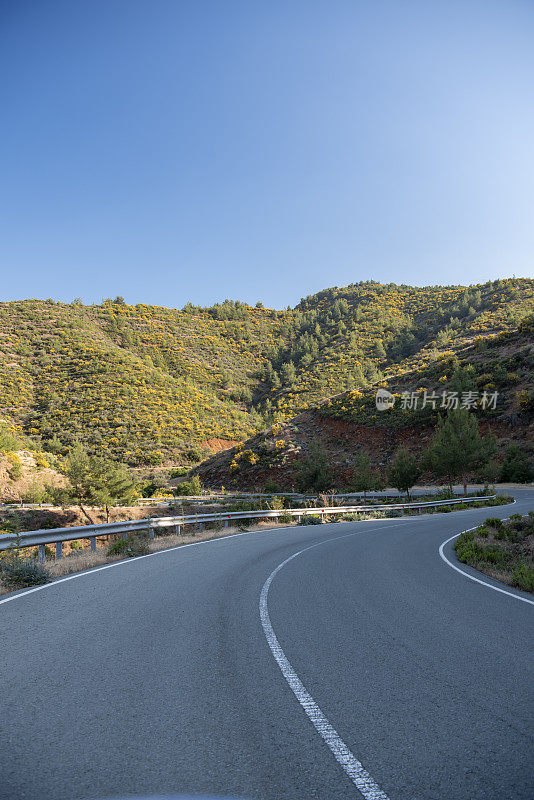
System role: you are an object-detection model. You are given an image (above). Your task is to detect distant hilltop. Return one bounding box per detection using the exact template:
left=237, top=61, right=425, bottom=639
left=0, top=278, right=532, bottom=467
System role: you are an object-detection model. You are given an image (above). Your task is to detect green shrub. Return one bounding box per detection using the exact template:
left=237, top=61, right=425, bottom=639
left=455, top=532, right=483, bottom=563
left=434, top=487, right=455, bottom=500
left=299, top=515, right=322, bottom=525
left=174, top=475, right=203, bottom=496
left=169, top=466, right=189, bottom=479
left=184, top=447, right=204, bottom=463
left=0, top=555, right=50, bottom=588
left=263, top=479, right=282, bottom=493
left=20, top=483, right=51, bottom=504
left=278, top=512, right=293, bottom=524
left=269, top=496, right=284, bottom=510
left=455, top=514, right=533, bottom=593
left=486, top=495, right=512, bottom=506
left=107, top=537, right=130, bottom=556
left=144, top=451, right=164, bottom=465
left=0, top=427, right=22, bottom=452
left=46, top=485, right=71, bottom=505
left=6, top=453, right=22, bottom=480
left=511, top=565, right=534, bottom=592
left=499, top=446, right=534, bottom=483
left=107, top=535, right=150, bottom=557
left=31, top=545, right=54, bottom=560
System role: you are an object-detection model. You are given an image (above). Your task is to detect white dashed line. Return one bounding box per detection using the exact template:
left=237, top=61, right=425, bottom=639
left=259, top=525, right=399, bottom=800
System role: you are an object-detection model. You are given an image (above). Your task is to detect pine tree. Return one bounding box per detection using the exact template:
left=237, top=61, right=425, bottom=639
left=296, top=440, right=334, bottom=493
left=281, top=361, right=297, bottom=387
left=351, top=451, right=378, bottom=502
left=386, top=447, right=421, bottom=499
left=424, top=409, right=496, bottom=494
left=270, top=371, right=281, bottom=390
left=65, top=443, right=138, bottom=521
left=374, top=339, right=386, bottom=358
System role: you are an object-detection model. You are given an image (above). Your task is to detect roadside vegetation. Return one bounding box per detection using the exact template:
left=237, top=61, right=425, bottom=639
left=0, top=399, right=516, bottom=594
left=0, top=491, right=512, bottom=593
left=454, top=513, right=534, bottom=593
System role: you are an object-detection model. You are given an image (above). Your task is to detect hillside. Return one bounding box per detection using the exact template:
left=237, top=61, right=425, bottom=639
left=0, top=298, right=280, bottom=464
left=0, top=278, right=533, bottom=469
left=194, top=319, right=534, bottom=489
left=255, top=278, right=534, bottom=423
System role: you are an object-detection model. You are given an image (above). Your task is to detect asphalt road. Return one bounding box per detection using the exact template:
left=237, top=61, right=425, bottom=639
left=1, top=490, right=532, bottom=800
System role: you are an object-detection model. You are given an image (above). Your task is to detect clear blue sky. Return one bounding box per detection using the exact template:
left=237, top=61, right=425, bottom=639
left=1, top=1, right=533, bottom=309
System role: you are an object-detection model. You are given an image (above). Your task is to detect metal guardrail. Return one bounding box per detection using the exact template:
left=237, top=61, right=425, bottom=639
left=135, top=490, right=468, bottom=505
left=0, top=496, right=497, bottom=563
left=0, top=491, right=468, bottom=510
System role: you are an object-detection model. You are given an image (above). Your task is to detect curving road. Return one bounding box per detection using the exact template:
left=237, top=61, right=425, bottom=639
left=1, top=490, right=533, bottom=800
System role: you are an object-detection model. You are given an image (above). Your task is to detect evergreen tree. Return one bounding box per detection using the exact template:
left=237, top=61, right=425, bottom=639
left=270, top=370, right=281, bottom=390
left=281, top=361, right=297, bottom=387
left=449, top=365, right=476, bottom=394
left=424, top=409, right=496, bottom=494
left=65, top=443, right=138, bottom=521
left=374, top=339, right=386, bottom=358
left=296, top=440, right=335, bottom=493
left=386, top=447, right=421, bottom=499
left=351, top=451, right=378, bottom=502
left=65, top=442, right=92, bottom=503
left=498, top=446, right=534, bottom=483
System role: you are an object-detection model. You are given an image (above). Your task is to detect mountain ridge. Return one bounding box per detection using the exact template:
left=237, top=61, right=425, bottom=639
left=0, top=277, right=532, bottom=467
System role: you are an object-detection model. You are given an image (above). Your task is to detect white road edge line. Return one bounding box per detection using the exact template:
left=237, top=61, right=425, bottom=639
left=259, top=524, right=400, bottom=800
left=0, top=523, right=303, bottom=606
left=0, top=516, right=401, bottom=608
left=438, top=506, right=534, bottom=606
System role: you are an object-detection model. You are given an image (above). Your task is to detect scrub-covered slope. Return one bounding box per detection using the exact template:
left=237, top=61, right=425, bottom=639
left=0, top=277, right=532, bottom=466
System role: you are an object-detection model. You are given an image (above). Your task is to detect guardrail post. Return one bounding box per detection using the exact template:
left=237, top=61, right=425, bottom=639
left=225, top=516, right=230, bottom=528
left=55, top=541, right=63, bottom=559
left=38, top=544, right=46, bottom=563
left=418, top=507, right=422, bottom=515
left=122, top=531, right=128, bottom=540
left=321, top=511, right=325, bottom=524
left=148, top=526, right=155, bottom=540
left=90, top=536, right=96, bottom=552
left=199, top=522, right=204, bottom=532
left=434, top=505, right=438, bottom=512
left=175, top=524, right=181, bottom=535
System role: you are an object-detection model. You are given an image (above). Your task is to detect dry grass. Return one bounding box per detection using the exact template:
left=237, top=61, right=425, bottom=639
left=0, top=519, right=299, bottom=594
left=47, top=550, right=123, bottom=577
